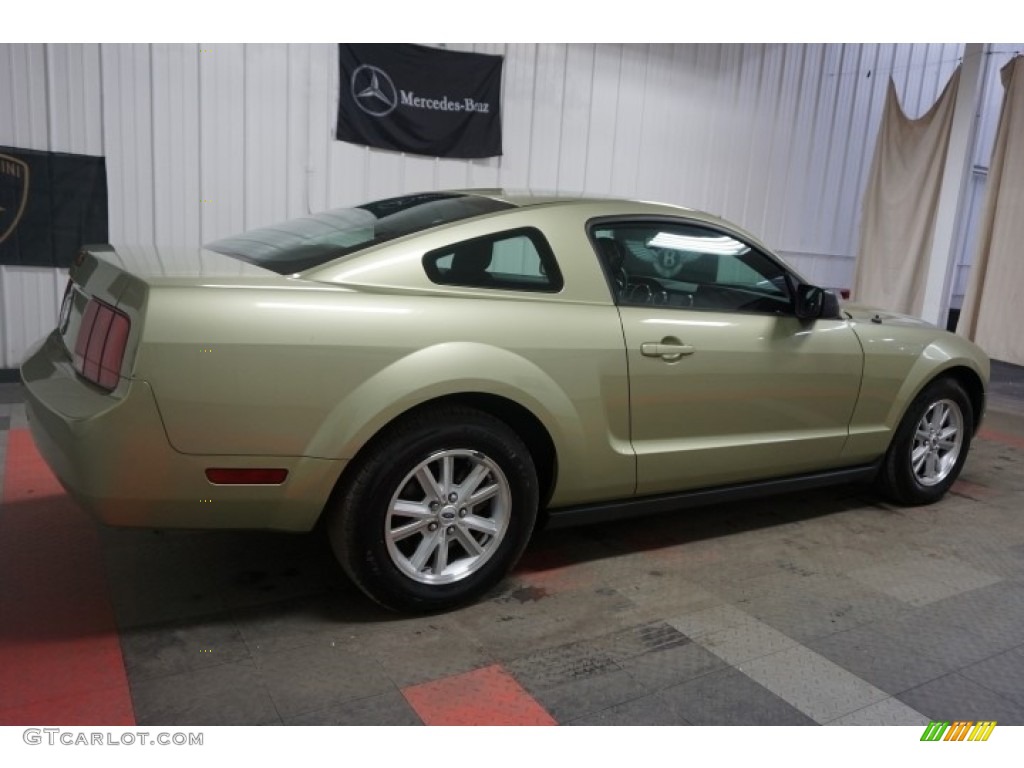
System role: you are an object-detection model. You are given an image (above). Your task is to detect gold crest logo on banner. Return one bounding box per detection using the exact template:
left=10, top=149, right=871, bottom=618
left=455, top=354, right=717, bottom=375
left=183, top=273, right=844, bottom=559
left=0, top=153, right=30, bottom=245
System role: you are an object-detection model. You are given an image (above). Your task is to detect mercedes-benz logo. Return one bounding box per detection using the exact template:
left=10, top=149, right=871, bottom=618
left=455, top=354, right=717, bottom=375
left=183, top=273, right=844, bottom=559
left=351, top=65, right=398, bottom=118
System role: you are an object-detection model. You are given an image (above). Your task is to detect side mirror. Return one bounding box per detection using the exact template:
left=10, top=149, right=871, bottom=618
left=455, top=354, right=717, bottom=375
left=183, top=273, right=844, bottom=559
left=794, top=284, right=824, bottom=320
left=794, top=284, right=842, bottom=321
left=820, top=289, right=841, bottom=320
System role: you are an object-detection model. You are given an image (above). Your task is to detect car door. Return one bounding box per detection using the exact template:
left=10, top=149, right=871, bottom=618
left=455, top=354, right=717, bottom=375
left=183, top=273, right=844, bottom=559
left=592, top=219, right=864, bottom=496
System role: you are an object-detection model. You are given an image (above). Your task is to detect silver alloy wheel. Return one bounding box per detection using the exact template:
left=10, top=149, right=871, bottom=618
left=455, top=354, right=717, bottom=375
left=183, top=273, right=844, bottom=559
left=384, top=449, right=511, bottom=585
left=911, top=398, right=964, bottom=487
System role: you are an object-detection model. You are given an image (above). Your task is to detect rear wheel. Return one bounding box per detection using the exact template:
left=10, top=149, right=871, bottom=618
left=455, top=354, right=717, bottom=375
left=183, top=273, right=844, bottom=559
left=328, top=406, right=539, bottom=612
left=877, top=377, right=973, bottom=505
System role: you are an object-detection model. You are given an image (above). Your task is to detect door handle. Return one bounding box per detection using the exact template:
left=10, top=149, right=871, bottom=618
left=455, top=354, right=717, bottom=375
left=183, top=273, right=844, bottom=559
left=641, top=341, right=695, bottom=361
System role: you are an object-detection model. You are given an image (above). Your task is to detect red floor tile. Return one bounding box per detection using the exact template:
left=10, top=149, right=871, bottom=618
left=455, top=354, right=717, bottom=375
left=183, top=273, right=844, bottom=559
left=0, top=685, right=135, bottom=726
left=0, top=429, right=134, bottom=724
left=978, top=427, right=1024, bottom=451
left=402, top=664, right=556, bottom=725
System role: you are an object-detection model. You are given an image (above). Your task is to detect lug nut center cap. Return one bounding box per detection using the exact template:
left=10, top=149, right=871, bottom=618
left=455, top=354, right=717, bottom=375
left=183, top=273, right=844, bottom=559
left=439, top=505, right=458, bottom=521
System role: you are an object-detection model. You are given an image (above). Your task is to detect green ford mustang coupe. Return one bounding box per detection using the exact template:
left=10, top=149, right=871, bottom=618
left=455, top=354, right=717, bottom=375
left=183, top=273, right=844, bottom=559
left=21, top=191, right=989, bottom=611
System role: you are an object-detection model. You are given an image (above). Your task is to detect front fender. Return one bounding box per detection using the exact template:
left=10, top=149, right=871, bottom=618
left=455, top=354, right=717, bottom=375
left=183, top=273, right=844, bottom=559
left=887, top=341, right=988, bottom=431
left=842, top=326, right=989, bottom=461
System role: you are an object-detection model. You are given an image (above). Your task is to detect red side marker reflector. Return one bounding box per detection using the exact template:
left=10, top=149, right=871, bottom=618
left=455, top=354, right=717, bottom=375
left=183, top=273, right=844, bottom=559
left=205, top=468, right=289, bottom=485
left=403, top=664, right=556, bottom=725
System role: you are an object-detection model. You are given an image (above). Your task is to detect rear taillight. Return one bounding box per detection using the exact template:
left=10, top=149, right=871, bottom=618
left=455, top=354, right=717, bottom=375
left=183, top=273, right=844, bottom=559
left=73, top=298, right=130, bottom=391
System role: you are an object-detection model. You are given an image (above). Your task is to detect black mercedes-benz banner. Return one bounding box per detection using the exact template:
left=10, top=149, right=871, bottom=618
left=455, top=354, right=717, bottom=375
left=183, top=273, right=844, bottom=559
left=0, top=145, right=108, bottom=268
left=337, top=44, right=503, bottom=159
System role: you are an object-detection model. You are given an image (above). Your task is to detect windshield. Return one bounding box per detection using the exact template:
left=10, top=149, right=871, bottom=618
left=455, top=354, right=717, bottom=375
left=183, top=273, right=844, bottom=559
left=205, top=192, right=515, bottom=275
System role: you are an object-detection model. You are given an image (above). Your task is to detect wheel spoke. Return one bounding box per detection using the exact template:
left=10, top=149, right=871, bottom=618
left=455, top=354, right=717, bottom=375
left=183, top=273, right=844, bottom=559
left=433, top=532, right=450, bottom=575
left=462, top=513, right=499, bottom=536
left=454, top=526, right=484, bottom=556
left=915, top=427, right=931, bottom=442
left=911, top=445, right=929, bottom=473
left=441, top=455, right=454, bottom=494
left=938, top=404, right=951, bottom=428
left=416, top=467, right=444, bottom=502
left=459, top=463, right=490, bottom=498
left=926, top=451, right=939, bottom=479
left=469, top=483, right=499, bottom=507
left=392, top=499, right=432, bottom=519
left=390, top=518, right=432, bottom=542
left=409, top=529, right=442, bottom=572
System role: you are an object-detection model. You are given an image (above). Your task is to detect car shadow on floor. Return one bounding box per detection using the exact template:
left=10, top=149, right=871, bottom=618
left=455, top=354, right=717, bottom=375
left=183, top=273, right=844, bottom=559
left=0, top=481, right=888, bottom=640
left=96, top=483, right=886, bottom=629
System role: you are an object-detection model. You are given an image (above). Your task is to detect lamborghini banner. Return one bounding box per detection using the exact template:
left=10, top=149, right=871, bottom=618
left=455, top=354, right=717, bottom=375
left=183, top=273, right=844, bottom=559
left=336, top=44, right=503, bottom=159
left=0, top=145, right=108, bottom=268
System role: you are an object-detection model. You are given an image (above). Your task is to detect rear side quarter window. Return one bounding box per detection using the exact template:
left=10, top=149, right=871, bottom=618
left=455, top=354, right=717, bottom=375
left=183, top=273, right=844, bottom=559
left=423, top=227, right=563, bottom=292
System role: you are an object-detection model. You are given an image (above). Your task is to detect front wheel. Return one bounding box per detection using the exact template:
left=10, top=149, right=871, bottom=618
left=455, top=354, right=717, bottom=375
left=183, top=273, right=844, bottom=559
left=876, top=377, right=974, bottom=505
left=328, top=406, right=539, bottom=612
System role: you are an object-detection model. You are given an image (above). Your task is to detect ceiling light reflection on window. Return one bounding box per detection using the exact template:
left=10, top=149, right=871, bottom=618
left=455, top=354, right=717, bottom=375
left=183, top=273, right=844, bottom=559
left=647, top=232, right=749, bottom=256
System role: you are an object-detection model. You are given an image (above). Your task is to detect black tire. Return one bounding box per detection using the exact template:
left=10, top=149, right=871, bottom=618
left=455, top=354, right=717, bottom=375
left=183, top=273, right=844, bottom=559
left=876, top=376, right=974, bottom=505
left=327, top=405, right=539, bottom=612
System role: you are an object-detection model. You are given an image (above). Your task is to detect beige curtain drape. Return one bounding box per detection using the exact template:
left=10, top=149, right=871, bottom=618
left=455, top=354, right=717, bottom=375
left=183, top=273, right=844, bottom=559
left=957, top=57, right=1024, bottom=365
left=853, top=69, right=961, bottom=316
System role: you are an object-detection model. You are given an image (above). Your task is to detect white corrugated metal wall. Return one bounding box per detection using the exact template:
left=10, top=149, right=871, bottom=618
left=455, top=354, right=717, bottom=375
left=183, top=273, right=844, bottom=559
left=0, top=43, right=978, bottom=368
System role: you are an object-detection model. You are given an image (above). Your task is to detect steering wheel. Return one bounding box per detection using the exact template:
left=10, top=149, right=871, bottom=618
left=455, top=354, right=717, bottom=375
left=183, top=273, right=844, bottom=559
left=626, top=276, right=669, bottom=305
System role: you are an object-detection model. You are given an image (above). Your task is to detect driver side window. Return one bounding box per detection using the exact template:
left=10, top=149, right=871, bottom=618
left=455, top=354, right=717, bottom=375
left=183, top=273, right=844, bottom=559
left=592, top=221, right=791, bottom=314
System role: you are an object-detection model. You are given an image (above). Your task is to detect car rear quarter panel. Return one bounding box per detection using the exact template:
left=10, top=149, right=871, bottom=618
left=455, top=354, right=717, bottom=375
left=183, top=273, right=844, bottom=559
left=134, top=284, right=635, bottom=509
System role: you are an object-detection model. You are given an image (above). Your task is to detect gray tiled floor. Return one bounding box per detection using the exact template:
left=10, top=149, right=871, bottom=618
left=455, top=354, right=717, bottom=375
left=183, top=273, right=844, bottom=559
left=737, top=645, right=891, bottom=723
left=568, top=690, right=698, bottom=726
left=804, top=624, right=958, bottom=695
left=896, top=671, right=1024, bottom=723
left=128, top=659, right=281, bottom=726
left=525, top=667, right=650, bottom=723
left=828, top=697, right=930, bottom=726
left=654, top=666, right=818, bottom=725
left=3, top=368, right=1024, bottom=725
left=959, top=646, right=1024, bottom=708
left=283, top=690, right=422, bottom=726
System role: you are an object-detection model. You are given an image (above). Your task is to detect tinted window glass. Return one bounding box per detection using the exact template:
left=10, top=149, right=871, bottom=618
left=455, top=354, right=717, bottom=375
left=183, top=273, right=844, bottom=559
left=592, top=222, right=791, bottom=314
left=205, top=193, right=515, bottom=275
left=424, top=228, right=563, bottom=292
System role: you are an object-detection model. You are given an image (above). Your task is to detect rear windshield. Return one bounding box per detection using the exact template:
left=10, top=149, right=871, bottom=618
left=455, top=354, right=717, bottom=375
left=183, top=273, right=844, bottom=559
left=205, top=193, right=515, bottom=275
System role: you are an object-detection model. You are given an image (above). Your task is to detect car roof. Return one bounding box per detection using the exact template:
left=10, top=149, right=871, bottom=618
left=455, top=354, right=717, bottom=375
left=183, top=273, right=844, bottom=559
left=444, top=189, right=775, bottom=253
left=445, top=188, right=692, bottom=209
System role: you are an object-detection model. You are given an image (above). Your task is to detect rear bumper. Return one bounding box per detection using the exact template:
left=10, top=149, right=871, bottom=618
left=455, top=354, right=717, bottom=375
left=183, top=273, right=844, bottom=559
left=21, top=332, right=343, bottom=531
